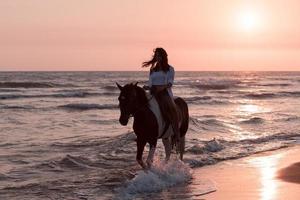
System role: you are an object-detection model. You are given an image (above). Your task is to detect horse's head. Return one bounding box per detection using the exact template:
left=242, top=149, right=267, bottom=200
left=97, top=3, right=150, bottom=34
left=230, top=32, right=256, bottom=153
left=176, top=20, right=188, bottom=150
left=116, top=82, right=139, bottom=126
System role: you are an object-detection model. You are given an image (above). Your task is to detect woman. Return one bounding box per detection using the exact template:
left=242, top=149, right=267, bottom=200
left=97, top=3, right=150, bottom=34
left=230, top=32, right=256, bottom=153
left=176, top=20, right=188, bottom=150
left=142, top=47, right=180, bottom=147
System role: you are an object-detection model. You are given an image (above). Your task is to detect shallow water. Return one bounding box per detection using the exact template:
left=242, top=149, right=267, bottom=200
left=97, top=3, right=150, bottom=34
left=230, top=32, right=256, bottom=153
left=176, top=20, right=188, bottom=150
left=0, top=71, right=300, bottom=199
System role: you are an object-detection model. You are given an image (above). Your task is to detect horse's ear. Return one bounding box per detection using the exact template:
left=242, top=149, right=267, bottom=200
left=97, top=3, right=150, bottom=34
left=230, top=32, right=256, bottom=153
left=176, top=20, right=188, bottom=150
left=134, top=82, right=138, bottom=87
left=116, top=82, right=123, bottom=90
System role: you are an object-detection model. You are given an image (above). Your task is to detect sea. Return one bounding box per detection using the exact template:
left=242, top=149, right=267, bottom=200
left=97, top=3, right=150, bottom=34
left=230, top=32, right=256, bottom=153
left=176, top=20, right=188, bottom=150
left=0, top=71, right=300, bottom=199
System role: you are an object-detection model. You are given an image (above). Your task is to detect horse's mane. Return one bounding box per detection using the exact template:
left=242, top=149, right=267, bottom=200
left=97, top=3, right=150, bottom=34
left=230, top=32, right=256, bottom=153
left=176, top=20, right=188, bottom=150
left=134, top=85, right=148, bottom=106
left=122, top=83, right=149, bottom=106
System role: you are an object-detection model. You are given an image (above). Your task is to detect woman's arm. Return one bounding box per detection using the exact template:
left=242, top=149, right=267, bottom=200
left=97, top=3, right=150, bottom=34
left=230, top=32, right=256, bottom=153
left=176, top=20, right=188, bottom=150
left=167, top=66, right=175, bottom=86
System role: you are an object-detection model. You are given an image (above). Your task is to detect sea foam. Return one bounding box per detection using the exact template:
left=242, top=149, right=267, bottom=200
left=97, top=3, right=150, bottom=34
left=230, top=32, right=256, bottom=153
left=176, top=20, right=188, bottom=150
left=117, top=158, right=192, bottom=199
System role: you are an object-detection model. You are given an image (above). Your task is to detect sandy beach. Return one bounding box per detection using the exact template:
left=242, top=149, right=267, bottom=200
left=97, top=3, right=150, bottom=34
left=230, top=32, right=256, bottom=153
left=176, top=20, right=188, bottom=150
left=195, top=145, right=300, bottom=200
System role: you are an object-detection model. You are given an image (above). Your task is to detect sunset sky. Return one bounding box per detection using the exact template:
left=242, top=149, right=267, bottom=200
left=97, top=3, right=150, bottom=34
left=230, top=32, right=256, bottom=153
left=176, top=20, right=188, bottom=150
left=1, top=0, right=300, bottom=71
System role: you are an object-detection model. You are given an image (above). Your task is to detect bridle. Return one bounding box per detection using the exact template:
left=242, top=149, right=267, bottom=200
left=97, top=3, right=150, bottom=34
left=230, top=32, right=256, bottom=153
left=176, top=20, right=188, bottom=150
left=129, top=94, right=154, bottom=118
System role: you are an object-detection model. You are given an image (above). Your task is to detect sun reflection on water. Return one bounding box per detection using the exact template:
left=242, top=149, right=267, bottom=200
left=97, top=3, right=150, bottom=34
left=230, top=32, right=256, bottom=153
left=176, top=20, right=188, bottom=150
left=226, top=123, right=254, bottom=140
left=237, top=99, right=270, bottom=116
left=239, top=104, right=261, bottom=114
left=248, top=153, right=283, bottom=200
left=228, top=100, right=271, bottom=139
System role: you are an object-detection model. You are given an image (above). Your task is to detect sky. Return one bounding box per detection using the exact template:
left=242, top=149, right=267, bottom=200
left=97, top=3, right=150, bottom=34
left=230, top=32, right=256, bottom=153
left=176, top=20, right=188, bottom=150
left=0, top=0, right=300, bottom=71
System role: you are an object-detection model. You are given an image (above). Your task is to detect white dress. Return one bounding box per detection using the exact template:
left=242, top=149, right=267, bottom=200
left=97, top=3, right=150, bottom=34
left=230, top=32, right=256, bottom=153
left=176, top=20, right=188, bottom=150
left=148, top=66, right=174, bottom=97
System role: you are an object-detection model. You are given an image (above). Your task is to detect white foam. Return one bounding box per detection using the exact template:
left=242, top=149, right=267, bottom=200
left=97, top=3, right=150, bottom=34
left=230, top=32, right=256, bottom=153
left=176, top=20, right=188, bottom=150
left=205, top=139, right=224, bottom=152
left=117, top=158, right=192, bottom=199
left=293, top=136, right=300, bottom=144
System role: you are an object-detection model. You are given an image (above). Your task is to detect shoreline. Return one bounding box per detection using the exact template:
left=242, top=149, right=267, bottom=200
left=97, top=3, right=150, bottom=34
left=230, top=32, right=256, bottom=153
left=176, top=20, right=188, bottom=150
left=113, top=145, right=300, bottom=200
left=194, top=145, right=300, bottom=199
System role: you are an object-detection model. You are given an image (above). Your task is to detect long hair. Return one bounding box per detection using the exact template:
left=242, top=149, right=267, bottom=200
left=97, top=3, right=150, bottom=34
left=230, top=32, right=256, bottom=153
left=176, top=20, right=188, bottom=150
left=142, top=47, right=170, bottom=73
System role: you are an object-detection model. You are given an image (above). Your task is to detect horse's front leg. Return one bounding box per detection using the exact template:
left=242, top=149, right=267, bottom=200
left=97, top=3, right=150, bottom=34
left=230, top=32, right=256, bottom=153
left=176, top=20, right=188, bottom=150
left=162, top=137, right=172, bottom=161
left=146, top=142, right=157, bottom=168
left=136, top=139, right=147, bottom=169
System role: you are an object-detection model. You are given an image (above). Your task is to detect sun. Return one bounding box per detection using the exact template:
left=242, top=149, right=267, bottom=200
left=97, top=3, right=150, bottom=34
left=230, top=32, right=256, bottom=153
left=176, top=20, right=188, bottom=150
left=237, top=10, right=261, bottom=32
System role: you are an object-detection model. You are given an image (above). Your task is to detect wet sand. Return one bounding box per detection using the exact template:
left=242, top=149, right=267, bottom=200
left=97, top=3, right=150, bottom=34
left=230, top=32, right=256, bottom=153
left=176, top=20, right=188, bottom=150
left=277, top=162, right=300, bottom=184
left=195, top=146, right=300, bottom=200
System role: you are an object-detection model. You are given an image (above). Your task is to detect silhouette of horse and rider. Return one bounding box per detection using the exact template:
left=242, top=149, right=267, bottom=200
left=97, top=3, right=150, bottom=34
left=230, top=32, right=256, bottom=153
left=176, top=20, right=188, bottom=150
left=117, top=48, right=189, bottom=169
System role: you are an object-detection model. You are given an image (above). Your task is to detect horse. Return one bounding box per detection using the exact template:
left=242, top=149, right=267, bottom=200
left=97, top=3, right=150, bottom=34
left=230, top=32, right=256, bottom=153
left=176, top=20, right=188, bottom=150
left=116, top=82, right=189, bottom=169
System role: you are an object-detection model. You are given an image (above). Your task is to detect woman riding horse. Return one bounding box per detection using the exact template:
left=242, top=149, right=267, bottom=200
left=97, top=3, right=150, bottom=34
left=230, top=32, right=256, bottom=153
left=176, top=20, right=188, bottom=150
left=142, top=47, right=181, bottom=148
left=117, top=48, right=188, bottom=169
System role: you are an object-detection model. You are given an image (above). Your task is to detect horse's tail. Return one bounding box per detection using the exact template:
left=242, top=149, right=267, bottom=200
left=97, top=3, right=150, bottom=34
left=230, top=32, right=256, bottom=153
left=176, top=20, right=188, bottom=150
left=175, top=97, right=189, bottom=137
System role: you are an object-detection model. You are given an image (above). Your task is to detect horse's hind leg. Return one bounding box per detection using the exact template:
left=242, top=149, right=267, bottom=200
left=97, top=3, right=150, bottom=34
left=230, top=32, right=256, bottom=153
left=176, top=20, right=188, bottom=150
left=162, top=137, right=172, bottom=161
left=179, top=136, right=185, bottom=160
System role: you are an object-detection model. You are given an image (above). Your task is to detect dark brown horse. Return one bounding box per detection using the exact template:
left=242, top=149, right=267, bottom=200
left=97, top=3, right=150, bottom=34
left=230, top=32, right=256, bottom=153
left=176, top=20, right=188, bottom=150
left=116, top=82, right=189, bottom=169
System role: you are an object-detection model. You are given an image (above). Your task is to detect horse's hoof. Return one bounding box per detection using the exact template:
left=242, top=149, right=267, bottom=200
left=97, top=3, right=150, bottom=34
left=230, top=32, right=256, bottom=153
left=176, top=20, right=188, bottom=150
left=146, top=161, right=153, bottom=169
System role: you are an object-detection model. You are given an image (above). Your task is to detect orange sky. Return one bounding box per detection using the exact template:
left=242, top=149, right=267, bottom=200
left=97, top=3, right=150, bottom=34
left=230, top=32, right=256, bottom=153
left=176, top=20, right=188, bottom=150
left=0, top=0, right=300, bottom=71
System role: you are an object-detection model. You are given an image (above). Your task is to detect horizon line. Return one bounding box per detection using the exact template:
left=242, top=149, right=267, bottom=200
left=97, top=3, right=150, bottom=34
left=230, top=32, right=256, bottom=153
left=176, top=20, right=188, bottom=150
left=0, top=69, right=300, bottom=72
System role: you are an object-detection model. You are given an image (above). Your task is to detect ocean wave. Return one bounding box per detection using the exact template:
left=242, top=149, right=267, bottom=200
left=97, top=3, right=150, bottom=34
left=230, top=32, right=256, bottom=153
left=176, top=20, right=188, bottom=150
left=50, top=137, right=113, bottom=148
left=0, top=173, right=13, bottom=181
left=59, top=103, right=118, bottom=110
left=103, top=85, right=119, bottom=91
left=184, top=96, right=212, bottom=102
left=279, top=91, right=300, bottom=97
left=187, top=132, right=299, bottom=156
left=190, top=117, right=226, bottom=128
left=259, top=83, right=291, bottom=87
left=199, top=119, right=225, bottom=127
left=237, top=132, right=300, bottom=144
left=49, top=133, right=136, bottom=165
left=186, top=143, right=287, bottom=168
left=0, top=105, right=35, bottom=110
left=283, top=116, right=300, bottom=122
left=195, top=84, right=231, bottom=90
left=0, top=142, right=17, bottom=147
left=185, top=132, right=299, bottom=168
left=36, top=154, right=95, bottom=172
left=240, top=117, right=264, bottom=124
left=101, top=92, right=119, bottom=96
left=244, top=91, right=300, bottom=99
left=0, top=89, right=22, bottom=92
left=58, top=154, right=94, bottom=169
left=187, top=139, right=224, bottom=154
left=0, top=81, right=75, bottom=88
left=0, top=91, right=102, bottom=100
left=244, top=92, right=276, bottom=99
left=189, top=117, right=229, bottom=134
left=186, top=98, right=231, bottom=105
left=193, top=80, right=241, bottom=90
left=0, top=94, right=40, bottom=100
left=52, top=91, right=98, bottom=98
